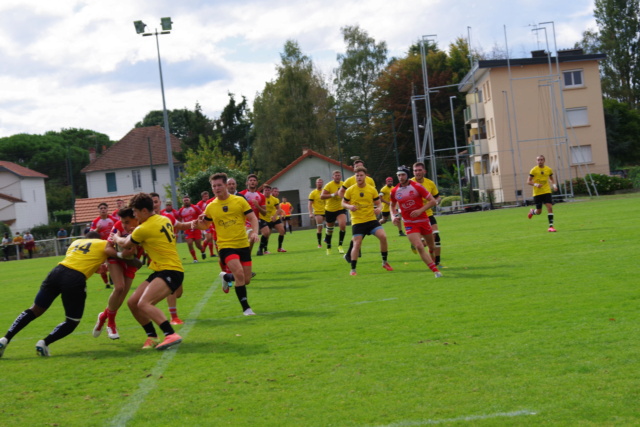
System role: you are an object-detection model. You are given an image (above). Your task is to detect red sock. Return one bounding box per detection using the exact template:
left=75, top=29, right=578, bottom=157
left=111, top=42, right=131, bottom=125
left=99, top=308, right=109, bottom=322
left=107, top=308, right=117, bottom=326
left=190, top=249, right=196, bottom=260
left=169, top=307, right=178, bottom=319
left=101, top=271, right=109, bottom=284
left=428, top=262, right=439, bottom=273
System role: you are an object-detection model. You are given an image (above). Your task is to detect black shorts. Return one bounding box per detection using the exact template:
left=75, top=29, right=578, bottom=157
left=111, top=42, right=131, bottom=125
left=270, top=218, right=282, bottom=227
left=35, top=265, right=87, bottom=320
left=258, top=219, right=269, bottom=229
left=325, top=209, right=347, bottom=224
left=352, top=220, right=383, bottom=237
left=144, top=270, right=184, bottom=294
left=381, top=211, right=391, bottom=218
left=283, top=216, right=291, bottom=221
left=219, top=247, right=252, bottom=265
left=534, top=193, right=553, bottom=209
left=429, top=215, right=438, bottom=225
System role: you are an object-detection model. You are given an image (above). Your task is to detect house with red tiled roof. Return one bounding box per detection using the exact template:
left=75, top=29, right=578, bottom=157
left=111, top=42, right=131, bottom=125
left=81, top=126, right=182, bottom=198
left=0, top=161, right=49, bottom=232
left=263, top=149, right=353, bottom=228
left=72, top=194, right=137, bottom=225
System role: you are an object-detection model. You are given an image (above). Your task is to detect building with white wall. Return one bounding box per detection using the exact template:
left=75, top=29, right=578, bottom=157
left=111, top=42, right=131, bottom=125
left=0, top=161, right=49, bottom=232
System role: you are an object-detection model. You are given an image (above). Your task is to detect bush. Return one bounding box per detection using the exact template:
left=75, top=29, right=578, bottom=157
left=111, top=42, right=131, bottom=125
left=53, top=210, right=74, bottom=223
left=0, top=222, right=11, bottom=238
left=565, top=173, right=633, bottom=195
left=440, top=196, right=463, bottom=207
left=30, top=222, right=71, bottom=240
left=625, top=166, right=640, bottom=188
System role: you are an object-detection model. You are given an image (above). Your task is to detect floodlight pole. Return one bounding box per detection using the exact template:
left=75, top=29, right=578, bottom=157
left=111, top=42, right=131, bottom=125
left=135, top=19, right=178, bottom=209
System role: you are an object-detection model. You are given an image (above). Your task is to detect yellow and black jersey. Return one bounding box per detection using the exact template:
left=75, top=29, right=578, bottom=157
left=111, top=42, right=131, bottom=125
left=205, top=195, right=254, bottom=250
left=411, top=177, right=439, bottom=217
left=343, top=175, right=376, bottom=191
left=344, top=184, right=380, bottom=225
left=131, top=214, right=183, bottom=272
left=60, top=238, right=109, bottom=279
left=308, top=189, right=326, bottom=215
left=260, top=195, right=280, bottom=221
left=529, top=165, right=554, bottom=196
left=378, top=185, right=392, bottom=213
left=323, top=180, right=345, bottom=212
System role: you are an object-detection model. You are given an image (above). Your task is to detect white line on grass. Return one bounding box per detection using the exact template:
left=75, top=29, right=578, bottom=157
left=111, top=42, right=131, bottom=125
left=374, top=410, right=537, bottom=426
left=108, top=279, right=219, bottom=427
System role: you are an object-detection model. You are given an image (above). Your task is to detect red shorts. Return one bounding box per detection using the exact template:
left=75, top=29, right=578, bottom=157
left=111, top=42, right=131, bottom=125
left=107, top=258, right=139, bottom=279
left=404, top=221, right=433, bottom=236
left=184, top=228, right=202, bottom=240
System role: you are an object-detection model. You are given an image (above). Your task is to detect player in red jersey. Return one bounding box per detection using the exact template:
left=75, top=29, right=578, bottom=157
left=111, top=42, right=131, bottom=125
left=111, top=198, right=125, bottom=220
left=93, top=207, right=143, bottom=340
left=177, top=195, right=206, bottom=263
left=90, top=202, right=118, bottom=288
left=197, top=190, right=217, bottom=258
left=390, top=166, right=442, bottom=278
left=239, top=174, right=266, bottom=253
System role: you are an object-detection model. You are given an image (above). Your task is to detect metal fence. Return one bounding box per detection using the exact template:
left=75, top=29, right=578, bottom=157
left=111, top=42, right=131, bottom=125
left=2, top=237, right=80, bottom=261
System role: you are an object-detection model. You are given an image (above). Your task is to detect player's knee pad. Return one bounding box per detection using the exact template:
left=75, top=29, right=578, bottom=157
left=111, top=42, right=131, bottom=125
left=434, top=230, right=441, bottom=247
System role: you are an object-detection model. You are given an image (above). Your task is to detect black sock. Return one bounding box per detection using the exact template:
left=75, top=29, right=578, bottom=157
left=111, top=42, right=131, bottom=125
left=143, top=322, right=158, bottom=338
left=347, top=240, right=354, bottom=257
left=326, top=234, right=333, bottom=248
left=260, top=235, right=268, bottom=250
left=381, top=251, right=388, bottom=262
left=159, top=321, right=175, bottom=337
left=351, top=260, right=357, bottom=269
left=278, top=235, right=284, bottom=249
left=436, top=255, right=441, bottom=264
left=317, top=232, right=322, bottom=245
left=339, top=230, right=346, bottom=246
left=235, top=286, right=250, bottom=311
left=5, top=309, right=37, bottom=342
left=45, top=318, right=80, bottom=345
left=548, top=213, right=554, bottom=226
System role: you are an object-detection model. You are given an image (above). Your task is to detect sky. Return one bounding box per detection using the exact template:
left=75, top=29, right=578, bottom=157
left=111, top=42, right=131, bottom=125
left=0, top=0, right=596, bottom=141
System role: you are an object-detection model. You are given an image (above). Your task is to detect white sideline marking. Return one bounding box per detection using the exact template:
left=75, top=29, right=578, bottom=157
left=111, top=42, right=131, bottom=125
left=108, top=280, right=218, bottom=427
left=375, top=410, right=537, bottom=426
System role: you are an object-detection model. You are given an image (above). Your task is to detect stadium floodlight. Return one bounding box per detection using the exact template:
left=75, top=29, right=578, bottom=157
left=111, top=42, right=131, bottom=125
left=160, top=17, right=173, bottom=31
left=133, top=20, right=147, bottom=34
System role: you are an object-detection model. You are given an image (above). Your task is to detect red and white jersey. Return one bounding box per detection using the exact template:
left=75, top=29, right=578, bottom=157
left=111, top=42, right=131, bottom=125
left=160, top=211, right=176, bottom=226
left=196, top=198, right=209, bottom=211
left=111, top=209, right=121, bottom=220
left=390, top=181, right=432, bottom=224
left=177, top=204, right=202, bottom=222
left=239, top=190, right=266, bottom=217
left=161, top=208, right=178, bottom=219
left=91, top=215, right=117, bottom=240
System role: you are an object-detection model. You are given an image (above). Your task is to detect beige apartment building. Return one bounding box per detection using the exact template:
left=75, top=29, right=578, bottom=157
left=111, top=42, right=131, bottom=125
left=457, top=48, right=609, bottom=204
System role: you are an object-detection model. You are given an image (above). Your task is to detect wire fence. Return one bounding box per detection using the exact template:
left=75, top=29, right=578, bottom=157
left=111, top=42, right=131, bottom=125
left=2, top=237, right=81, bottom=262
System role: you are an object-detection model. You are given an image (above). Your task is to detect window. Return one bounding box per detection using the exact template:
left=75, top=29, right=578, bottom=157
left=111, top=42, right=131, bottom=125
left=570, top=145, right=593, bottom=165
left=132, top=170, right=142, bottom=189
left=309, top=176, right=320, bottom=188
left=565, top=107, right=589, bottom=127
left=106, top=172, right=117, bottom=193
left=563, top=70, right=584, bottom=88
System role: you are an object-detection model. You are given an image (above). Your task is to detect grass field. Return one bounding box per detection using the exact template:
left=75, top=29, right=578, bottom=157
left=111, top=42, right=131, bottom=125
left=0, top=194, right=638, bottom=426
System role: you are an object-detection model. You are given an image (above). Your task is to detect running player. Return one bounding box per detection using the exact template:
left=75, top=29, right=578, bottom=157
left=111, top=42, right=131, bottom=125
left=0, top=231, right=118, bottom=357
left=197, top=190, right=217, bottom=257
left=195, top=172, right=260, bottom=316
left=93, top=207, right=143, bottom=340
left=177, top=195, right=206, bottom=263
left=527, top=154, right=558, bottom=232
left=321, top=170, right=347, bottom=255
left=112, top=193, right=188, bottom=351
left=391, top=166, right=442, bottom=278
left=412, top=162, right=444, bottom=266
left=342, top=167, right=392, bottom=275
left=257, top=185, right=287, bottom=254
left=308, top=178, right=326, bottom=248
left=280, top=197, right=294, bottom=234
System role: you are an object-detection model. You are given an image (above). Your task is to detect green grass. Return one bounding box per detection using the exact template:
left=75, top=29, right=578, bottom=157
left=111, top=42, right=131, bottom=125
left=1, top=194, right=639, bottom=426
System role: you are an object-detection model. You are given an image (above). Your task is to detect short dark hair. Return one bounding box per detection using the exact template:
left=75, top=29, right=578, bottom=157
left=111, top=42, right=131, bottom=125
left=354, top=166, right=367, bottom=174
left=413, top=162, right=426, bottom=169
left=129, top=193, right=154, bottom=212
left=247, top=174, right=258, bottom=181
left=201, top=190, right=210, bottom=196
left=118, top=207, right=135, bottom=219
left=85, top=231, right=101, bottom=239
left=150, top=192, right=160, bottom=199
left=210, top=172, right=228, bottom=183
left=98, top=202, right=108, bottom=208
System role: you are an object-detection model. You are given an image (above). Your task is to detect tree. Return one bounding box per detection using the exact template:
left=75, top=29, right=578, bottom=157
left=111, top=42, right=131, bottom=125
left=213, top=93, right=252, bottom=163
left=602, top=98, right=640, bottom=168
left=252, top=40, right=336, bottom=178
left=579, top=0, right=640, bottom=108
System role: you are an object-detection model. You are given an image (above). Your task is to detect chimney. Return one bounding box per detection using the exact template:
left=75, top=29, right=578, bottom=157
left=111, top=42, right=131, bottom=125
left=531, top=50, right=548, bottom=58
left=89, top=147, right=96, bottom=162
left=302, top=147, right=310, bottom=155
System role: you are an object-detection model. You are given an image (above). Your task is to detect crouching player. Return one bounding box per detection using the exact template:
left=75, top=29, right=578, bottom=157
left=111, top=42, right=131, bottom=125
left=0, top=231, right=117, bottom=357
left=194, top=172, right=260, bottom=316
left=390, top=166, right=442, bottom=278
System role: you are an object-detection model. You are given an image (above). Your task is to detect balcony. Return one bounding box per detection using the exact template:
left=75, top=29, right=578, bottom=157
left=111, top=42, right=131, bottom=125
left=464, top=103, right=485, bottom=124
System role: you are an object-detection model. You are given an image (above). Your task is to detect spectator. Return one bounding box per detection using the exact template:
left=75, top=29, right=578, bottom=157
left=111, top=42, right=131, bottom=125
left=12, top=232, right=24, bottom=259
left=2, top=232, right=11, bottom=261
left=57, top=228, right=68, bottom=254
left=23, top=231, right=35, bottom=259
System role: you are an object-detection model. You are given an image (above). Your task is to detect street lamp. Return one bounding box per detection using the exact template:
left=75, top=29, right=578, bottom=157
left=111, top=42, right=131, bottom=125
left=133, top=17, right=178, bottom=209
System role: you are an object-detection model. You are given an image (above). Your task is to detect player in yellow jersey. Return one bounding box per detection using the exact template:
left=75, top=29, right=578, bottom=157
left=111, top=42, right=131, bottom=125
left=195, top=172, right=260, bottom=316
left=527, top=154, right=558, bottom=232
left=412, top=162, right=444, bottom=266
left=339, top=158, right=376, bottom=198
left=321, top=170, right=347, bottom=255
left=113, top=193, right=191, bottom=351
left=342, top=167, right=392, bottom=275
left=308, top=178, right=326, bottom=248
left=378, top=176, right=405, bottom=236
left=0, top=231, right=121, bottom=357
